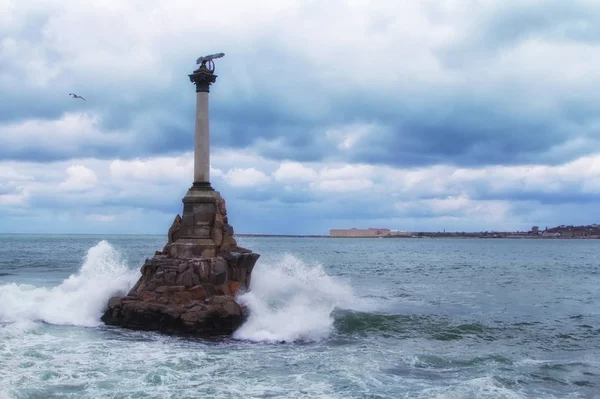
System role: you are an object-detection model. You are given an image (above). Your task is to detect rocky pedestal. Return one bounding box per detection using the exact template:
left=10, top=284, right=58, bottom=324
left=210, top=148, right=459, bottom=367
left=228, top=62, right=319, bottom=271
left=101, top=190, right=259, bottom=337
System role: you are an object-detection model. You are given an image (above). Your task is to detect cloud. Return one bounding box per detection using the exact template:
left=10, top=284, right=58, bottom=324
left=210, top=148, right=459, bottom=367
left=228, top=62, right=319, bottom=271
left=224, top=167, right=270, bottom=188
left=58, top=165, right=97, bottom=191
left=109, top=156, right=192, bottom=184
left=273, top=162, right=317, bottom=183
left=85, top=213, right=117, bottom=223
left=2, top=0, right=600, bottom=233
left=2, top=0, right=600, bottom=169
left=1, top=147, right=599, bottom=234
left=310, top=179, right=374, bottom=193
left=0, top=112, right=130, bottom=161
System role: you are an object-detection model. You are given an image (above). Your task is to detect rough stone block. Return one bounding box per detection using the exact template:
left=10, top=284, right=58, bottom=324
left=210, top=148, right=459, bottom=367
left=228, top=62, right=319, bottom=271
left=213, top=228, right=223, bottom=247
left=140, top=291, right=157, bottom=302
left=215, top=284, right=231, bottom=296
left=214, top=272, right=227, bottom=285
left=173, top=291, right=192, bottom=304
left=176, top=226, right=191, bottom=238
left=189, top=285, right=206, bottom=301
left=220, top=234, right=237, bottom=251
left=201, top=247, right=216, bottom=258
left=155, top=285, right=186, bottom=293
left=228, top=281, right=241, bottom=296
left=164, top=305, right=185, bottom=319
left=167, top=214, right=182, bottom=244
left=182, top=214, right=194, bottom=226
left=178, top=262, right=189, bottom=274
left=164, top=271, right=177, bottom=285
left=218, top=199, right=227, bottom=215
left=177, top=271, right=200, bottom=287
left=194, top=212, right=215, bottom=224
left=181, top=312, right=199, bottom=323
left=193, top=203, right=216, bottom=214
left=239, top=253, right=260, bottom=269
left=202, top=283, right=216, bottom=298
left=223, top=224, right=234, bottom=235
left=108, top=297, right=122, bottom=309
left=214, top=257, right=227, bottom=274
left=223, top=300, right=241, bottom=317
left=192, top=226, right=211, bottom=237
left=192, top=261, right=208, bottom=280
left=228, top=266, right=239, bottom=281
left=168, top=240, right=216, bottom=259
left=237, top=271, right=248, bottom=287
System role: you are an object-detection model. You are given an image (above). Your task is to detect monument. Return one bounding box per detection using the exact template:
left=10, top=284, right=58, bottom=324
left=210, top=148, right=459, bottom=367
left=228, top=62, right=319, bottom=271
left=101, top=53, right=260, bottom=337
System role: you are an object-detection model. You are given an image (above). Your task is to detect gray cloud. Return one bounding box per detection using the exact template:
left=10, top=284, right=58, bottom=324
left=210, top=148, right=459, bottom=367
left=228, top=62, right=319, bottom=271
left=2, top=0, right=600, bottom=233
left=3, top=0, right=600, bottom=169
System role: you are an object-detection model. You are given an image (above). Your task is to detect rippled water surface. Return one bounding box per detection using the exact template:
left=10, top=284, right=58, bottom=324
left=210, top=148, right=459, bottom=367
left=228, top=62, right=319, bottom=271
left=0, top=235, right=599, bottom=398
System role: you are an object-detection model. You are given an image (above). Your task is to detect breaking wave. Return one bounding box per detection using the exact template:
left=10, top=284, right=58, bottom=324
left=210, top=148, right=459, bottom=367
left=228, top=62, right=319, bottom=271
left=233, top=254, right=372, bottom=342
left=0, top=241, right=139, bottom=328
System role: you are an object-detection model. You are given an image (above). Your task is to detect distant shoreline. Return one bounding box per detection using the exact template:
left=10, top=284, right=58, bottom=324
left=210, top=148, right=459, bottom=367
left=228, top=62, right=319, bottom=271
left=0, top=233, right=597, bottom=240
left=235, top=234, right=599, bottom=239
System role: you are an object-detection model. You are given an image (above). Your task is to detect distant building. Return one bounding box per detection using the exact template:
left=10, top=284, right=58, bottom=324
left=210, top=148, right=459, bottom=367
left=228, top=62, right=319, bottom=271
left=330, top=228, right=391, bottom=238
left=531, top=226, right=539, bottom=234
left=541, top=231, right=560, bottom=238
left=388, top=230, right=412, bottom=237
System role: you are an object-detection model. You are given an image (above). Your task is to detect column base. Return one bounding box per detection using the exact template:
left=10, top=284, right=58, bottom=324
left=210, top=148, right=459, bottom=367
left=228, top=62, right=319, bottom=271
left=191, top=181, right=213, bottom=191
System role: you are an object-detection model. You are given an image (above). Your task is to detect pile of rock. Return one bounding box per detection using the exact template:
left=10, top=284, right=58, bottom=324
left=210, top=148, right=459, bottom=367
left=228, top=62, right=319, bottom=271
left=102, top=190, right=259, bottom=337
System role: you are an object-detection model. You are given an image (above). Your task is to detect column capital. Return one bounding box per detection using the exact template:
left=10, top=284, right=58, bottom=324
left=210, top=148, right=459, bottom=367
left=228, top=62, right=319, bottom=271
left=189, top=65, right=218, bottom=93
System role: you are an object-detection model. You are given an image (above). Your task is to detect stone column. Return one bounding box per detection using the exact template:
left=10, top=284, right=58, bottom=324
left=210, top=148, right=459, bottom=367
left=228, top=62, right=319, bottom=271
left=194, top=91, right=210, bottom=185
left=169, top=64, right=222, bottom=257
left=189, top=65, right=217, bottom=190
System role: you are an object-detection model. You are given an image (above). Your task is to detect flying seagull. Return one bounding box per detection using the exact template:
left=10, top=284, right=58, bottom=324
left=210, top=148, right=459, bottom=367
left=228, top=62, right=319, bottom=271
left=69, top=93, right=86, bottom=101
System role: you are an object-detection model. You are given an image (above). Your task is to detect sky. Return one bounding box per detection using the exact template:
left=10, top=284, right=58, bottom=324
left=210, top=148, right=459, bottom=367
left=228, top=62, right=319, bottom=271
left=1, top=0, right=600, bottom=235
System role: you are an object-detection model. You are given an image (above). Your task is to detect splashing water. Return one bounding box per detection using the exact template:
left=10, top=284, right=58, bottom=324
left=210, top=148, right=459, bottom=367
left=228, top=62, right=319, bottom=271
left=0, top=240, right=139, bottom=328
left=233, top=254, right=368, bottom=342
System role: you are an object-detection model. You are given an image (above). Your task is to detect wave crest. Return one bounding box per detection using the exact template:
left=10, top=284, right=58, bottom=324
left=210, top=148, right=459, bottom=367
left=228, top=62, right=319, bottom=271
left=233, top=254, right=367, bottom=342
left=0, top=240, right=139, bottom=327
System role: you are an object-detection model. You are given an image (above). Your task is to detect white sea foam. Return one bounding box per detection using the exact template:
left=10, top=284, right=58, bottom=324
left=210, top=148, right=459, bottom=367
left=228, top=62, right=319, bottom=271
left=0, top=240, right=139, bottom=327
left=233, top=254, right=368, bottom=342
left=417, top=376, right=525, bottom=399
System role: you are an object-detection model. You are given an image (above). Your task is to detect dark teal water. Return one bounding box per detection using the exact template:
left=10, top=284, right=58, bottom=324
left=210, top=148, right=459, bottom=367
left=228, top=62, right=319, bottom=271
left=0, top=235, right=598, bottom=398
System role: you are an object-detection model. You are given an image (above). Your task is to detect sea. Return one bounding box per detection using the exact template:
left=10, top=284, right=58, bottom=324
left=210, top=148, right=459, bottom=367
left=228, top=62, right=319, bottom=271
left=0, top=235, right=598, bottom=399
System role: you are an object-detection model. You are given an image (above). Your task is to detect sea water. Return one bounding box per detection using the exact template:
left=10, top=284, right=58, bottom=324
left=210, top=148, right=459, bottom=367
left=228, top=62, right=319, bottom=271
left=0, top=235, right=598, bottom=398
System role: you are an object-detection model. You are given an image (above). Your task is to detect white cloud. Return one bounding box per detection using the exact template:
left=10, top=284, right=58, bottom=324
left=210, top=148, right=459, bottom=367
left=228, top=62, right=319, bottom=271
left=3, top=0, right=600, bottom=233
left=211, top=167, right=223, bottom=177
left=310, top=179, right=373, bottom=193
left=1, top=149, right=600, bottom=233
left=110, top=155, right=192, bottom=184
left=223, top=167, right=270, bottom=187
left=319, top=164, right=376, bottom=180
left=0, top=112, right=128, bottom=157
left=85, top=213, right=117, bottom=222
left=0, top=165, right=34, bottom=182
left=212, top=150, right=276, bottom=171
left=6, top=0, right=599, bottom=108
left=0, top=187, right=28, bottom=206
left=324, top=123, right=381, bottom=151
left=273, top=162, right=317, bottom=183
left=58, top=165, right=97, bottom=192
